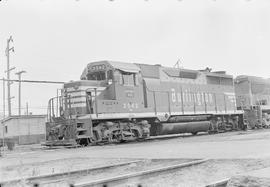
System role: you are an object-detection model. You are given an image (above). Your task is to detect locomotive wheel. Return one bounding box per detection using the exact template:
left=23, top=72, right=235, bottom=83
left=225, top=123, right=233, bottom=131
left=76, top=138, right=90, bottom=146
left=117, top=135, right=127, bottom=143
left=217, top=120, right=228, bottom=132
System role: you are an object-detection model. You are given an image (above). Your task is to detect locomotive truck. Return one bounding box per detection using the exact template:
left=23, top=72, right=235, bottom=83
left=45, top=61, right=244, bottom=146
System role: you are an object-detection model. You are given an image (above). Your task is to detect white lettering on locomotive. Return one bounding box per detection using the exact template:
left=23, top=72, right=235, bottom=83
left=177, top=92, right=182, bottom=103
left=171, top=88, right=176, bottom=103
left=123, top=102, right=139, bottom=111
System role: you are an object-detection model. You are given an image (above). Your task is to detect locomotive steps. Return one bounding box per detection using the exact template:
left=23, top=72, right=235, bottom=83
left=43, top=131, right=210, bottom=148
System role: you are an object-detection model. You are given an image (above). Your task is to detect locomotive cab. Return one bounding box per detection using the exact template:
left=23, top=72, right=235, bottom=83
left=55, top=61, right=144, bottom=118
left=45, top=61, right=150, bottom=146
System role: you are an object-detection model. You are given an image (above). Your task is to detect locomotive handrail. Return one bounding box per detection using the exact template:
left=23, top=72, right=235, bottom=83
left=153, top=92, right=157, bottom=115
left=47, top=97, right=57, bottom=122
left=144, top=85, right=170, bottom=94
left=47, top=92, right=101, bottom=123
left=84, top=87, right=98, bottom=117
left=47, top=95, right=74, bottom=122
left=85, top=95, right=94, bottom=137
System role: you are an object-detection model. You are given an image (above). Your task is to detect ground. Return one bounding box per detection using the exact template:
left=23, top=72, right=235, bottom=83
left=1, top=129, right=270, bottom=186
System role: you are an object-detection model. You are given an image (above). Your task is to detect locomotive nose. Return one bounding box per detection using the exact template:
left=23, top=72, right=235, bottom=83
left=62, top=80, right=108, bottom=116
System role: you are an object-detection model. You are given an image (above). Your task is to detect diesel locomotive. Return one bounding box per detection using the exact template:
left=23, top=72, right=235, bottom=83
left=45, top=61, right=244, bottom=146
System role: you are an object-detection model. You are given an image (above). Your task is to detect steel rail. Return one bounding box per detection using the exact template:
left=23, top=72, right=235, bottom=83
left=75, top=158, right=209, bottom=187
left=145, top=132, right=209, bottom=141
left=0, top=160, right=143, bottom=185
left=205, top=178, right=230, bottom=187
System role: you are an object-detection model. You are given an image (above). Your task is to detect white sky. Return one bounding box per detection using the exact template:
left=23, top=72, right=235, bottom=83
left=0, top=0, right=270, bottom=116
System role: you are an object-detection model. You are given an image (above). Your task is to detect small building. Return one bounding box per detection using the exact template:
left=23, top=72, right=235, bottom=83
left=0, top=115, right=46, bottom=145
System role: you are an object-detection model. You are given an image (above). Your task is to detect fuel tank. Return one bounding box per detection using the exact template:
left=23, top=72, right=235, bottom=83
left=156, top=121, right=210, bottom=135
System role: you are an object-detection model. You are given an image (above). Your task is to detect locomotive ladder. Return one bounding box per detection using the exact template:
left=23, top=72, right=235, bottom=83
left=86, top=95, right=94, bottom=139
left=71, top=95, right=94, bottom=145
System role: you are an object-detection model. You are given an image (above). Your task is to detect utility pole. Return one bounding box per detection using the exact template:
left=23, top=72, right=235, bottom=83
left=56, top=89, right=59, bottom=117
left=249, top=79, right=253, bottom=106
left=5, top=36, right=15, bottom=116
left=15, top=71, right=26, bottom=116
left=26, top=102, right=29, bottom=115
left=1, top=77, right=5, bottom=155
left=2, top=77, right=5, bottom=118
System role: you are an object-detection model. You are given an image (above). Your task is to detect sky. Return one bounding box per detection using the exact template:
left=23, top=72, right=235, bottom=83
left=0, top=0, right=270, bottom=117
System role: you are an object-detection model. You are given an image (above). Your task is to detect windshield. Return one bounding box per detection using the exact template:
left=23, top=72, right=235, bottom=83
left=86, top=70, right=113, bottom=81
left=87, top=71, right=106, bottom=81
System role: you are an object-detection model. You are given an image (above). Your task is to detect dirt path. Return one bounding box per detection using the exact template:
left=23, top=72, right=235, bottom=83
left=1, top=129, right=270, bottom=185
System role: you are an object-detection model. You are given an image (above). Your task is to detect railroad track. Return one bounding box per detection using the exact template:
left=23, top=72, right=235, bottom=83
left=74, top=159, right=209, bottom=187
left=0, top=160, right=143, bottom=186
left=1, top=159, right=208, bottom=187
left=205, top=178, right=229, bottom=187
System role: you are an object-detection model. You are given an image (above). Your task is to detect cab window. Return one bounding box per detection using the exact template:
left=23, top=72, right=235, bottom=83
left=123, top=73, right=135, bottom=86
left=113, top=70, right=139, bottom=86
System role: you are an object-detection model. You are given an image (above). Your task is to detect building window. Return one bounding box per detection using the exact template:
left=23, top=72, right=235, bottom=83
left=5, top=126, right=8, bottom=133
